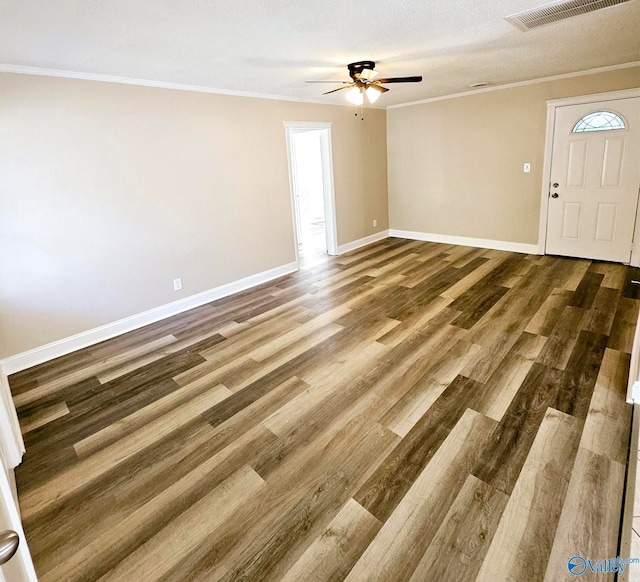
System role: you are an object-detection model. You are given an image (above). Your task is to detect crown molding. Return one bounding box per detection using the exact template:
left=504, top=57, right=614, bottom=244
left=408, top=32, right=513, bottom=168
left=3, top=61, right=637, bottom=114
left=388, top=61, right=640, bottom=109
left=546, top=87, right=640, bottom=107
left=0, top=64, right=386, bottom=109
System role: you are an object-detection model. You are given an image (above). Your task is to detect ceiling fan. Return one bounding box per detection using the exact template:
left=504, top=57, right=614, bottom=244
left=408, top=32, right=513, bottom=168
left=306, top=60, right=422, bottom=105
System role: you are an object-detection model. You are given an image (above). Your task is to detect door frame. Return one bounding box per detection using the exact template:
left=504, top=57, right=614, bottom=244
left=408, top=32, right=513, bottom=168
left=0, top=373, right=24, bottom=470
left=284, top=122, right=338, bottom=264
left=538, top=87, right=640, bottom=265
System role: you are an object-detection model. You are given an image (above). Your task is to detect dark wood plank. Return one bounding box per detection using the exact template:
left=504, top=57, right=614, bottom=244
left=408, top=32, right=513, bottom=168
left=472, top=362, right=563, bottom=495
left=555, top=330, right=608, bottom=420
left=353, top=374, right=485, bottom=522
left=450, top=284, right=509, bottom=329
left=570, top=271, right=604, bottom=309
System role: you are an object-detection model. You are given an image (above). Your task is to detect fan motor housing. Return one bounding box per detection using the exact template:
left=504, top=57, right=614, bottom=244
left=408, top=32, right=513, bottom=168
left=348, top=61, right=376, bottom=80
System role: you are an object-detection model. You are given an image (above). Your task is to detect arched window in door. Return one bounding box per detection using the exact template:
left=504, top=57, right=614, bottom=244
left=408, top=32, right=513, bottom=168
left=571, top=111, right=626, bottom=133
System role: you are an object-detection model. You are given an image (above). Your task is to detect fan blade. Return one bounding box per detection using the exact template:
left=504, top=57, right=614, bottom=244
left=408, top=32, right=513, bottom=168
left=305, top=80, right=351, bottom=84
left=375, top=76, right=423, bottom=84
left=371, top=85, right=390, bottom=93
left=322, top=85, right=353, bottom=95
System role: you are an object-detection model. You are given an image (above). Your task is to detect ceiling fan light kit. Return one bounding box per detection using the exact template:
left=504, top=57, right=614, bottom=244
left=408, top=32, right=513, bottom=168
left=346, top=86, right=364, bottom=105
left=365, top=85, right=385, bottom=103
left=306, top=60, right=423, bottom=116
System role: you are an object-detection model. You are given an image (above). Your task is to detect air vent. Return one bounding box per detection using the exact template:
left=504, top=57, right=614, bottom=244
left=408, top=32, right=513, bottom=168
left=505, top=0, right=631, bottom=31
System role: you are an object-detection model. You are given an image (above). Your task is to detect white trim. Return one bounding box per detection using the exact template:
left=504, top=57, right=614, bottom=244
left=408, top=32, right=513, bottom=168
left=538, top=103, right=557, bottom=255
left=283, top=122, right=336, bottom=130
left=630, top=381, right=640, bottom=404
left=3, top=62, right=638, bottom=111
left=546, top=87, right=640, bottom=107
left=336, top=230, right=390, bottom=255
left=284, top=122, right=339, bottom=258
left=0, top=462, right=37, bottom=581
left=0, top=64, right=385, bottom=109
left=389, top=229, right=539, bottom=254
left=388, top=61, right=640, bottom=109
left=538, top=90, right=640, bottom=260
left=319, top=128, right=339, bottom=256
left=627, top=316, right=640, bottom=403
left=284, top=128, right=302, bottom=268
left=0, top=373, right=24, bottom=469
left=0, top=262, right=298, bottom=376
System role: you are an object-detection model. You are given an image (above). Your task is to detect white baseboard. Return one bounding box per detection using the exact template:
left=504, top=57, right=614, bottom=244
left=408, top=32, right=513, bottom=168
left=0, top=261, right=298, bottom=376
left=629, top=381, right=640, bottom=404
left=337, top=230, right=390, bottom=255
left=388, top=229, right=540, bottom=255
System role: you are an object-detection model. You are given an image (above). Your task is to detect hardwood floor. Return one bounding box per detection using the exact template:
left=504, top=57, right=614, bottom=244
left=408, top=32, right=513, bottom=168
left=8, top=238, right=640, bottom=581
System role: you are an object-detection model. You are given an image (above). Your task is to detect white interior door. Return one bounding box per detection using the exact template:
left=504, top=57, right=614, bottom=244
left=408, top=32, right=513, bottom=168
left=546, top=98, right=640, bottom=263
left=0, top=375, right=36, bottom=582
left=0, top=463, right=37, bottom=581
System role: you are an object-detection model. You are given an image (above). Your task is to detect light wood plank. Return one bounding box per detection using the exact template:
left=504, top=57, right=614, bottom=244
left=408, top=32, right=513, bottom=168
left=590, top=263, right=627, bottom=290
left=345, top=409, right=497, bottom=582
left=476, top=408, right=582, bottom=582
left=20, top=401, right=70, bottom=433
left=280, top=498, right=381, bottom=582
left=73, top=378, right=230, bottom=458
left=97, top=465, right=265, bottom=582
left=544, top=447, right=627, bottom=582
left=409, top=475, right=508, bottom=582
left=580, top=348, right=632, bottom=464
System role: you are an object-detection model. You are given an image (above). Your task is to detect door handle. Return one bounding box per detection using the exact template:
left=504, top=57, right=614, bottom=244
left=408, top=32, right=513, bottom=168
left=551, top=193, right=559, bottom=198
left=0, top=530, right=19, bottom=565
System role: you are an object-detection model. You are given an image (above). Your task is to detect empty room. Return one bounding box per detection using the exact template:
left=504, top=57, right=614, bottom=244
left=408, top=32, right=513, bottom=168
left=1, top=0, right=640, bottom=580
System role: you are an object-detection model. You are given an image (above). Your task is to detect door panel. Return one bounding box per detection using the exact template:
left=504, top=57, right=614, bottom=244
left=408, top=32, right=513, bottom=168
left=595, top=203, right=617, bottom=242
left=561, top=203, right=582, bottom=240
left=566, top=140, right=588, bottom=187
left=546, top=97, right=640, bottom=263
left=601, top=137, right=625, bottom=187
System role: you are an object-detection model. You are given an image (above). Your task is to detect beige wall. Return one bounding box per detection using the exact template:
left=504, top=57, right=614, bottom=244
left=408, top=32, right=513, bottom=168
left=0, top=74, right=388, bottom=358
left=388, top=67, right=640, bottom=244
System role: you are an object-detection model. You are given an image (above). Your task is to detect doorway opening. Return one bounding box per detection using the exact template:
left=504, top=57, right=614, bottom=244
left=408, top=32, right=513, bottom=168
left=285, top=122, right=338, bottom=265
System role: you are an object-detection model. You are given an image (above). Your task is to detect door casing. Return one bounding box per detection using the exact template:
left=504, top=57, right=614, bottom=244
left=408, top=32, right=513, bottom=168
left=284, top=122, right=338, bottom=265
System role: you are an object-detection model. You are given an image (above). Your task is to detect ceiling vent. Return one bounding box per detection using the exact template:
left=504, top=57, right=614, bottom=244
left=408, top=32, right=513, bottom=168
left=505, top=0, right=632, bottom=31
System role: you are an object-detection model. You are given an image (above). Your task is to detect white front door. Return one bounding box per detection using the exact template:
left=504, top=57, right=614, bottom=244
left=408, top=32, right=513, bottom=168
left=546, top=97, right=640, bottom=263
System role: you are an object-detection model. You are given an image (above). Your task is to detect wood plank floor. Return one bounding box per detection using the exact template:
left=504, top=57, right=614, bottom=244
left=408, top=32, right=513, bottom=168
left=9, top=238, right=640, bottom=581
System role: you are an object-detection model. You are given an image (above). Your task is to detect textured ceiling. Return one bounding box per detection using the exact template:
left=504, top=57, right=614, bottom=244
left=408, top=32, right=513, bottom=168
left=0, top=0, right=639, bottom=107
